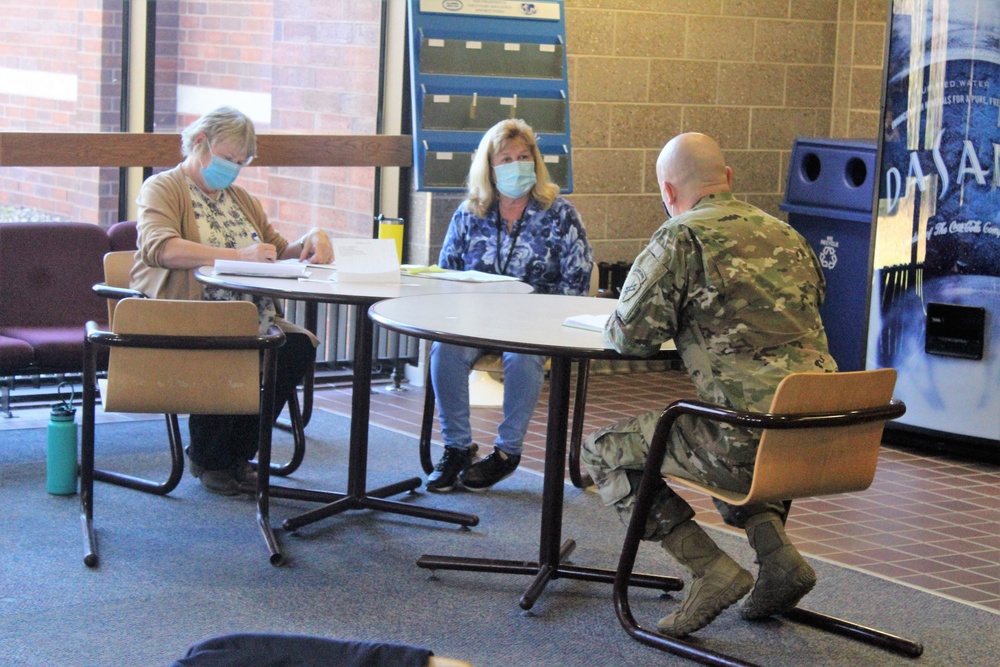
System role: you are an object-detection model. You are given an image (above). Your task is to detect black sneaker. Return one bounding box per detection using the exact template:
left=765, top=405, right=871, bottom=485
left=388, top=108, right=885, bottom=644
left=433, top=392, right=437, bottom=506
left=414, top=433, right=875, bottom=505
left=426, top=446, right=474, bottom=493
left=460, top=448, right=520, bottom=491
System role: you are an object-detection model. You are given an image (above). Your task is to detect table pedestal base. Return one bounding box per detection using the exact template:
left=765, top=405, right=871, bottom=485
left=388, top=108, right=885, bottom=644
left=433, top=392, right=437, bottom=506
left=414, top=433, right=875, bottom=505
left=271, top=477, right=479, bottom=532
left=417, top=539, right=683, bottom=611
left=267, top=312, right=478, bottom=535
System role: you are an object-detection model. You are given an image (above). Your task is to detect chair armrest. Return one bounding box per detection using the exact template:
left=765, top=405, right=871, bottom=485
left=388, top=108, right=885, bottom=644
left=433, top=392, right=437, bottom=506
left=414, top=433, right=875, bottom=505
left=85, top=321, right=286, bottom=351
left=654, top=398, right=906, bottom=438
left=93, top=284, right=147, bottom=300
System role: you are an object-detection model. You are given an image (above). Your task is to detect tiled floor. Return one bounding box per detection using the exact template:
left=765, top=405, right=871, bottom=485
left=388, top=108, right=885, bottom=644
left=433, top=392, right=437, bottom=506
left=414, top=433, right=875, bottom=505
left=5, top=368, right=999, bottom=614
left=314, top=368, right=1000, bottom=615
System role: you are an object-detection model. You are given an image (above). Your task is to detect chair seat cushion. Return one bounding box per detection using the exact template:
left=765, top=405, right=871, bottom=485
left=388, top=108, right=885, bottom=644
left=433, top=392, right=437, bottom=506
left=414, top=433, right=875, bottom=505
left=0, top=325, right=108, bottom=370
left=0, top=335, right=35, bottom=371
left=171, top=633, right=433, bottom=667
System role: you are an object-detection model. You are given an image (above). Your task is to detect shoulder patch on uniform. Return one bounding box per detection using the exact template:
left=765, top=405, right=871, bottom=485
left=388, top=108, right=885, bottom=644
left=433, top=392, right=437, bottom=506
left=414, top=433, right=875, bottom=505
left=620, top=267, right=645, bottom=301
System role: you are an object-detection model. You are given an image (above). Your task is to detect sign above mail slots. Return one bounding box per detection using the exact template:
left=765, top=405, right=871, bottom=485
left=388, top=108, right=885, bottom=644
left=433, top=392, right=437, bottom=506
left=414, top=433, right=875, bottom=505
left=407, top=0, right=573, bottom=192
left=419, top=0, right=562, bottom=20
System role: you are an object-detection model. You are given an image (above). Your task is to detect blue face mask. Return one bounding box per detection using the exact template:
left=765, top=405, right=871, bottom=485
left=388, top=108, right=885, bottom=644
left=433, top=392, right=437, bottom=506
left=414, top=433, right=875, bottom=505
left=493, top=160, right=537, bottom=199
left=201, top=152, right=242, bottom=190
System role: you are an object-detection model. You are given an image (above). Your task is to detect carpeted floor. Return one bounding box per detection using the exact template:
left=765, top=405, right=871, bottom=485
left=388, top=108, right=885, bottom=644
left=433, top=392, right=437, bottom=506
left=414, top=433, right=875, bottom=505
left=1, top=411, right=995, bottom=667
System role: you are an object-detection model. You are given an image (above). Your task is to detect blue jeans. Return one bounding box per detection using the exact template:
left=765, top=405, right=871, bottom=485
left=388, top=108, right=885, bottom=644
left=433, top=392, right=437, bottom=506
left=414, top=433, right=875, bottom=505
left=429, top=341, right=545, bottom=457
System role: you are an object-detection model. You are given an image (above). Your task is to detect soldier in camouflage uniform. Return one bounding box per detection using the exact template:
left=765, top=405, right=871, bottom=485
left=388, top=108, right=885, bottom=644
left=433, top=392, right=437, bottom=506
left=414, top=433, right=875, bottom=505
left=582, top=133, right=837, bottom=638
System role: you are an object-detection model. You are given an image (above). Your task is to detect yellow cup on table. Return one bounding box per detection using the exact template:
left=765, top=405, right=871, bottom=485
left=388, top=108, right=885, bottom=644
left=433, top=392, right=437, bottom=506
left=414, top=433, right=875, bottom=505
left=377, top=217, right=404, bottom=264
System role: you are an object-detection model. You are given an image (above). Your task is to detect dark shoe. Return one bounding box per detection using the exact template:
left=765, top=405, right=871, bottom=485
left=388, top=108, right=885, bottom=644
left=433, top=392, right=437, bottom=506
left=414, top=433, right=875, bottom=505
left=187, top=453, right=242, bottom=496
left=460, top=448, right=520, bottom=491
left=188, top=457, right=205, bottom=480
left=234, top=460, right=258, bottom=493
left=197, top=468, right=241, bottom=496
left=426, top=446, right=474, bottom=493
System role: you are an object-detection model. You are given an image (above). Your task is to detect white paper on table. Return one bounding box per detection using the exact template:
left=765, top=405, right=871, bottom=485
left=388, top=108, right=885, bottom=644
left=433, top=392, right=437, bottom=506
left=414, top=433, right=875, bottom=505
left=562, top=313, right=610, bottom=332
left=414, top=270, right=521, bottom=283
left=331, top=238, right=400, bottom=284
left=562, top=315, right=675, bottom=352
left=213, top=259, right=311, bottom=278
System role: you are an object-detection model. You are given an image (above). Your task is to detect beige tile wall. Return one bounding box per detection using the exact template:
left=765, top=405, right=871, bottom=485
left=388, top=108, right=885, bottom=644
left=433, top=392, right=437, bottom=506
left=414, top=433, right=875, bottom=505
left=410, top=0, right=889, bottom=267
left=564, top=0, right=888, bottom=263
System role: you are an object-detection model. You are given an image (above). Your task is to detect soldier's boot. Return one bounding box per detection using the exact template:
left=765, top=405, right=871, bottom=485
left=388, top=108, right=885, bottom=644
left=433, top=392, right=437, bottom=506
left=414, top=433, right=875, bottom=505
left=740, top=511, right=817, bottom=620
left=656, top=519, right=754, bottom=637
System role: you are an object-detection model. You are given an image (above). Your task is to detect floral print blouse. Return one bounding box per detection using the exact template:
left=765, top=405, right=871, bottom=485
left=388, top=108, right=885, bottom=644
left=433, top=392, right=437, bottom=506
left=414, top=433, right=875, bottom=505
left=438, top=197, right=594, bottom=295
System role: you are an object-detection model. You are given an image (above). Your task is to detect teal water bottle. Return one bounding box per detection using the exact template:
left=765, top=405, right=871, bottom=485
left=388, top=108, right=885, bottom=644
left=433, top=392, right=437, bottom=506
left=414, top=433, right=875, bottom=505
left=46, top=384, right=78, bottom=495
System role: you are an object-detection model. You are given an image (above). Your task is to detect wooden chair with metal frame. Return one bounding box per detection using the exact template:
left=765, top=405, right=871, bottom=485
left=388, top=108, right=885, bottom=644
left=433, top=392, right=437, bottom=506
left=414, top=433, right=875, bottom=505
left=96, top=251, right=308, bottom=479
left=80, top=298, right=287, bottom=567
left=613, top=369, right=923, bottom=667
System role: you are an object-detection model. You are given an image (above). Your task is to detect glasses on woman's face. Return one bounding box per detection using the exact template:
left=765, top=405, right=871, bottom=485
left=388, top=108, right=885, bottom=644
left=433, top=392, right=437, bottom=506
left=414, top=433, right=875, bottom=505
left=209, top=142, right=255, bottom=167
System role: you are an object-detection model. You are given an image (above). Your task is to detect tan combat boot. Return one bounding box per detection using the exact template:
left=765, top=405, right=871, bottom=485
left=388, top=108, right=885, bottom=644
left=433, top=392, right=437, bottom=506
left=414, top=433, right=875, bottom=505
left=740, top=511, right=817, bottom=620
left=657, top=519, right=754, bottom=637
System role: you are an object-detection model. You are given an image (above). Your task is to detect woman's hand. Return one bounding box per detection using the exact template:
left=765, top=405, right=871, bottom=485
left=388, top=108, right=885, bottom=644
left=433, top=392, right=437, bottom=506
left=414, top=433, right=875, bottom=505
left=294, top=228, right=334, bottom=264
left=237, top=242, right=277, bottom=263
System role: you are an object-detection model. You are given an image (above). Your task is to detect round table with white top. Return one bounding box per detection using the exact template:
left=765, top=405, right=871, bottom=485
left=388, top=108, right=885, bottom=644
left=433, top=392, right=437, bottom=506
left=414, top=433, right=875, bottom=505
left=196, top=265, right=532, bottom=533
left=370, top=291, right=681, bottom=610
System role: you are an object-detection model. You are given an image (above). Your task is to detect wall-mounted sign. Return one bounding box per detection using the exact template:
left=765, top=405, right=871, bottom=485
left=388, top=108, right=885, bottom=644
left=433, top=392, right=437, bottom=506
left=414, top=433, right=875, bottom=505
left=419, top=0, right=561, bottom=21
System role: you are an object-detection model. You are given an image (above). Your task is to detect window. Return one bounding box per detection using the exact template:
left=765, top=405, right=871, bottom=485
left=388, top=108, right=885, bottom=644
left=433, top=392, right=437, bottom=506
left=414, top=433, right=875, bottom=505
left=151, top=1, right=386, bottom=241
left=0, top=0, right=389, bottom=240
left=0, top=1, right=124, bottom=225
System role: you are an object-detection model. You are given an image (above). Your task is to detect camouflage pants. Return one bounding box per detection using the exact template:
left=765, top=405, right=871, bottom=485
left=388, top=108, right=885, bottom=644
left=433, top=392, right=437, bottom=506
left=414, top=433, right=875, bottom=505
left=582, top=409, right=787, bottom=541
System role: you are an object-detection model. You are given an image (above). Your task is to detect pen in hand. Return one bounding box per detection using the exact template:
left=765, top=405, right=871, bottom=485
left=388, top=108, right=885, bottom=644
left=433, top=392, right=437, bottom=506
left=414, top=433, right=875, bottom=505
left=248, top=231, right=276, bottom=262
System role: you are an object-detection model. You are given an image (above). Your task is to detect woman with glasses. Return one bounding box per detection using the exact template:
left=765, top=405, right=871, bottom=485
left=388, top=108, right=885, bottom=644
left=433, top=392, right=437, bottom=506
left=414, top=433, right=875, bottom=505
left=426, top=118, right=593, bottom=493
left=131, top=105, right=332, bottom=496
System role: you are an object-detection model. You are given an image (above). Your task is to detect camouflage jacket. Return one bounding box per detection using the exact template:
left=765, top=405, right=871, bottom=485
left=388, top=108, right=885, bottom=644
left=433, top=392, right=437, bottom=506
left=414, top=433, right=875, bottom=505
left=606, top=192, right=837, bottom=415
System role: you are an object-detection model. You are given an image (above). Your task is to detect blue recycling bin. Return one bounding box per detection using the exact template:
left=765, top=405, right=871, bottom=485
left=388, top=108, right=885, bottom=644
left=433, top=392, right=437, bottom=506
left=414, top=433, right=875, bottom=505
left=780, top=138, right=877, bottom=372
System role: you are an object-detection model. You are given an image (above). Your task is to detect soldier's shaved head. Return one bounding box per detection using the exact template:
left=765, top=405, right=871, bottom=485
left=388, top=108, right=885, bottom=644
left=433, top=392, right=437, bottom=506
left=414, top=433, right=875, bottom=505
left=656, top=133, right=733, bottom=217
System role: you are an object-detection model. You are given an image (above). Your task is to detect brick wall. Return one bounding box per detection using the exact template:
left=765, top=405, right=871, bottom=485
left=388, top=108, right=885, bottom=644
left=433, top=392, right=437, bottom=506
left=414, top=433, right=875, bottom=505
left=832, top=0, right=888, bottom=139
left=162, top=0, right=382, bottom=243
left=0, top=0, right=122, bottom=226
left=2, top=0, right=888, bottom=256
left=0, top=0, right=382, bottom=241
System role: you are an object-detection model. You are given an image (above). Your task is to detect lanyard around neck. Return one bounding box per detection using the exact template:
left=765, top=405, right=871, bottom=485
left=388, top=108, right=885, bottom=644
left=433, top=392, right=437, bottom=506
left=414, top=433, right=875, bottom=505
left=494, top=215, right=523, bottom=276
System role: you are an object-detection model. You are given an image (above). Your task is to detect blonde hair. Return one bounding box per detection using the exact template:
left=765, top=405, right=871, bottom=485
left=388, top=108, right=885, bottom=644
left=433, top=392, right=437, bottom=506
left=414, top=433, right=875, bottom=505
left=180, top=106, right=257, bottom=161
left=463, top=118, right=559, bottom=218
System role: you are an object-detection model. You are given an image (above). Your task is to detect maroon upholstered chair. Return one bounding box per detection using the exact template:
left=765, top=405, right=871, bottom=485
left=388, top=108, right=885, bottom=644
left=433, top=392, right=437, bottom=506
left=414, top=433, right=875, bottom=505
left=0, top=222, right=112, bottom=415
left=106, top=219, right=138, bottom=252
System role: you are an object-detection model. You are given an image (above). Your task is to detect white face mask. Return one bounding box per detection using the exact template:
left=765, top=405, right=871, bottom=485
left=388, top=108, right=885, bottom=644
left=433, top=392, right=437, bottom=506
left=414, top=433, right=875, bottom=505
left=493, top=161, right=537, bottom=198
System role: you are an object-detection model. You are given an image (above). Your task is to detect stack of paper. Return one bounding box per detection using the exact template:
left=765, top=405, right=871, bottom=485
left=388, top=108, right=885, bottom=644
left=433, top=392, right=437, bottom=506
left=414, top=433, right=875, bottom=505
left=214, top=259, right=311, bottom=278
left=401, top=264, right=522, bottom=282
left=562, top=313, right=610, bottom=332
left=418, top=270, right=521, bottom=283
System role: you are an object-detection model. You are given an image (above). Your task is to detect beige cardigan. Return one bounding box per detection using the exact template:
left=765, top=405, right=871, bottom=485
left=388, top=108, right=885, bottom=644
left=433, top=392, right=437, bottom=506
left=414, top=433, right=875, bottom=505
left=131, top=165, right=289, bottom=301
left=131, top=165, right=313, bottom=341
